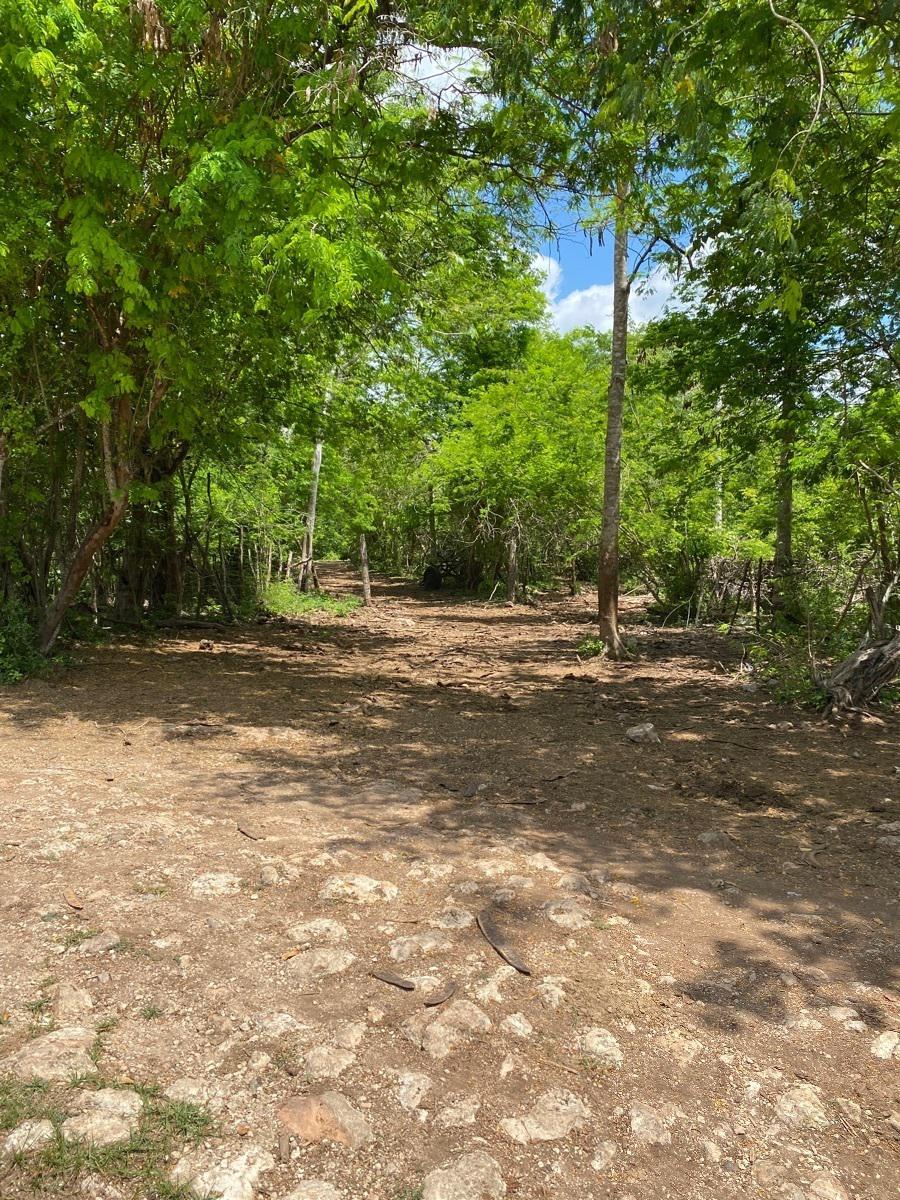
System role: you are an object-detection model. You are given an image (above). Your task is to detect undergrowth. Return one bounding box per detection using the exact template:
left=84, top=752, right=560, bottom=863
left=263, top=580, right=361, bottom=618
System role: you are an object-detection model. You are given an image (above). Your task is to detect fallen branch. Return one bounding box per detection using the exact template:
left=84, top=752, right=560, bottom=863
left=823, top=631, right=900, bottom=715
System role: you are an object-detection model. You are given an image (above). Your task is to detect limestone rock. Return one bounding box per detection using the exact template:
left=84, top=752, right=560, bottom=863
left=626, top=722, right=660, bottom=744
left=809, top=1174, right=849, bottom=1200
left=500, top=1013, right=533, bottom=1039
left=578, top=1027, right=622, bottom=1067
left=304, top=1046, right=356, bottom=1080
left=288, top=947, right=355, bottom=985
left=2, top=1026, right=95, bottom=1082
left=500, top=1089, right=590, bottom=1144
left=389, top=932, right=453, bottom=962
left=62, top=1089, right=142, bottom=1147
left=870, top=1030, right=899, bottom=1059
left=421, top=1152, right=506, bottom=1200
left=775, top=1084, right=829, bottom=1129
left=393, top=1071, right=432, bottom=1111
left=591, top=1141, right=618, bottom=1172
left=2, top=1119, right=55, bottom=1156
left=164, top=1077, right=223, bottom=1112
left=78, top=930, right=122, bottom=955
left=437, top=1096, right=480, bottom=1127
left=629, top=1102, right=674, bottom=1146
left=286, top=919, right=348, bottom=946
left=171, top=1145, right=275, bottom=1200
left=318, top=875, right=398, bottom=904
left=543, top=898, right=591, bottom=930
left=284, top=1185, right=342, bottom=1200
left=190, top=872, right=240, bottom=897
left=402, top=999, right=491, bottom=1060
left=50, top=982, right=93, bottom=1023
left=277, top=1092, right=373, bottom=1150
left=537, top=977, right=568, bottom=1009
left=429, top=907, right=474, bottom=930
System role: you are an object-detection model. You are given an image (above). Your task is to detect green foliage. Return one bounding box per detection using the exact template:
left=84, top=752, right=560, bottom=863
left=0, top=600, right=45, bottom=682
left=262, top=581, right=360, bottom=619
left=577, top=636, right=607, bottom=659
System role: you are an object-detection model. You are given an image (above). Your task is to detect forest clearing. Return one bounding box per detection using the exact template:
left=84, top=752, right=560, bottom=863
left=1, top=1, right=899, bottom=1198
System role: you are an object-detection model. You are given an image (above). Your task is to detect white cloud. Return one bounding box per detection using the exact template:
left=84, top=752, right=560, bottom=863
left=531, top=253, right=679, bottom=333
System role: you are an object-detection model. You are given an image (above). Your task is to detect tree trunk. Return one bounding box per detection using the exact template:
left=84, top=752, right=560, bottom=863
left=38, top=494, right=129, bottom=653
left=824, top=632, right=900, bottom=714
left=597, top=183, right=630, bottom=658
left=506, top=524, right=519, bottom=603
left=359, top=532, right=372, bottom=606
left=300, top=438, right=324, bottom=592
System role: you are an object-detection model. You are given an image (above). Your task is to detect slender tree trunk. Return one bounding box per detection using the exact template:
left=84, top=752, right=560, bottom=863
left=771, top=393, right=796, bottom=622
left=38, top=494, right=129, bottom=653
left=359, top=532, right=372, bottom=606
left=506, top=524, right=519, bottom=603
left=597, top=183, right=630, bottom=658
left=300, top=437, right=324, bottom=592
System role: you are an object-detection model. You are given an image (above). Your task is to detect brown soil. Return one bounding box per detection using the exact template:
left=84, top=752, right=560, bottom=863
left=1, top=564, right=898, bottom=1200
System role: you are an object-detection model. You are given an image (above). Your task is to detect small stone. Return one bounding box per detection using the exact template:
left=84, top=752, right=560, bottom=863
left=626, top=722, right=660, bottom=744
left=826, top=1006, right=859, bottom=1023
left=474, top=966, right=517, bottom=1004
left=591, top=1141, right=618, bottom=1171
left=402, top=1000, right=491, bottom=1060
left=389, top=932, right=453, bottom=962
left=2, top=1026, right=95, bottom=1082
left=62, top=1089, right=142, bottom=1147
left=164, top=1077, right=222, bottom=1111
left=287, top=919, right=349, bottom=945
left=303, top=1046, right=356, bottom=1080
left=430, top=907, right=474, bottom=930
left=318, top=875, right=398, bottom=904
left=870, top=1030, right=899, bottom=1059
left=775, top=1083, right=829, bottom=1129
left=277, top=1092, right=373, bottom=1150
left=500, top=1013, right=533, bottom=1038
left=500, top=1089, right=590, bottom=1143
left=332, top=1021, right=366, bottom=1050
left=537, top=977, right=568, bottom=1009
left=887, top=1111, right=900, bottom=1133
left=50, top=982, right=94, bottom=1023
left=190, top=872, right=240, bottom=897
left=808, top=1173, right=849, bottom=1200
left=393, top=1071, right=432, bottom=1110
left=556, top=871, right=596, bottom=897
left=3, top=1119, right=55, bottom=1156
left=578, top=1027, right=622, bottom=1067
left=697, top=830, right=729, bottom=848
left=835, top=1097, right=861, bottom=1123
left=287, top=948, right=355, bottom=985
left=284, top=1185, right=342, bottom=1200
left=258, top=865, right=279, bottom=888
left=543, top=898, right=591, bottom=930
left=437, top=1096, right=480, bottom=1127
left=629, top=1102, right=673, bottom=1146
left=421, top=1151, right=506, bottom=1200
left=78, top=930, right=122, bottom=955
left=702, top=1139, right=722, bottom=1162
left=171, top=1145, right=275, bottom=1200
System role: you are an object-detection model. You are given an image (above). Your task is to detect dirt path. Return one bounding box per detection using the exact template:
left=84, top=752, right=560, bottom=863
left=1, top=565, right=898, bottom=1200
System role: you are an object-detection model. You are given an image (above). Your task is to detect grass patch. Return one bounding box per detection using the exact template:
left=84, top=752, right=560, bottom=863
left=59, top=927, right=99, bottom=950
left=576, top=635, right=607, bottom=659
left=140, top=1004, right=162, bottom=1021
left=263, top=580, right=361, bottom=618
left=1, top=1075, right=214, bottom=1199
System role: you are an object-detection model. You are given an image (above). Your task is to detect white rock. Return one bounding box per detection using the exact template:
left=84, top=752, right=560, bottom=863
left=500, top=1013, right=533, bottom=1039
left=2, top=1026, right=95, bottom=1082
left=303, top=1046, right=356, bottom=1080
left=656, top=1030, right=703, bottom=1065
left=393, top=1071, right=432, bottom=1110
left=537, top=977, right=568, bottom=1009
left=526, top=852, right=561, bottom=873
left=255, top=1012, right=303, bottom=1038
left=422, top=1151, right=506, bottom=1200
left=3, top=1118, right=55, bottom=1156
left=702, top=1139, right=722, bottom=1162
left=287, top=947, right=355, bottom=985
left=51, top=982, right=94, bottom=1023
left=697, top=829, right=730, bottom=848
left=437, top=1096, right=480, bottom=1127
left=190, top=872, right=240, bottom=897
left=332, top=1021, right=366, bottom=1050
left=629, top=1102, right=673, bottom=1146
left=287, top=919, right=349, bottom=945
left=318, top=875, right=398, bottom=904
left=578, top=1027, right=623, bottom=1067
left=164, top=1077, right=223, bottom=1112
left=62, top=1089, right=142, bottom=1147
left=473, top=966, right=517, bottom=1004
left=402, top=1000, right=491, bottom=1060
left=543, top=898, right=592, bottom=930
left=284, top=1184, right=342, bottom=1200
left=171, top=1146, right=275, bottom=1200
left=78, top=930, right=122, bottom=955
left=389, top=932, right=453, bottom=962
left=775, top=1084, right=829, bottom=1129
left=809, top=1173, right=849, bottom=1200
left=871, top=1030, right=899, bottom=1059
left=500, top=1089, right=590, bottom=1143
left=626, top=722, right=660, bottom=744
left=430, top=907, right=474, bottom=930
left=825, top=1006, right=859, bottom=1023
left=591, top=1141, right=618, bottom=1171
left=556, top=871, right=597, bottom=897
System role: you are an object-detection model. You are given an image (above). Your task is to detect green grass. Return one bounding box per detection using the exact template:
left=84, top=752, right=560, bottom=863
left=576, top=635, right=607, bottom=658
left=0, top=1075, right=214, bottom=1199
left=263, top=580, right=361, bottom=618
left=139, top=1004, right=162, bottom=1021
left=59, top=927, right=100, bottom=949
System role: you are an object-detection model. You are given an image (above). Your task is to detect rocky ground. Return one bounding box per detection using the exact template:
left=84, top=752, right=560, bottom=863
left=0, top=565, right=898, bottom=1200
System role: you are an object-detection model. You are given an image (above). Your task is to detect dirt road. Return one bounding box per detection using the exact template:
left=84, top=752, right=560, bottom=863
left=1, top=566, right=898, bottom=1200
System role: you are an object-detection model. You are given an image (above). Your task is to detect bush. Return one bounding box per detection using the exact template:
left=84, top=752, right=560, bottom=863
left=262, top=581, right=361, bottom=618
left=0, top=601, right=45, bottom=682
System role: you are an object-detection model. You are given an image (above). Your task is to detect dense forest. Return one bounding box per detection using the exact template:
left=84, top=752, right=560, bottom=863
left=1, top=0, right=898, bottom=709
